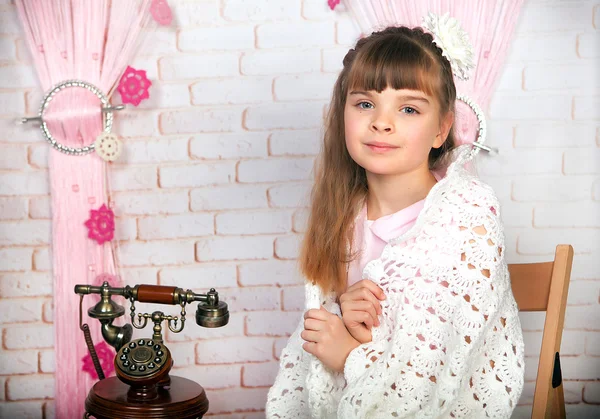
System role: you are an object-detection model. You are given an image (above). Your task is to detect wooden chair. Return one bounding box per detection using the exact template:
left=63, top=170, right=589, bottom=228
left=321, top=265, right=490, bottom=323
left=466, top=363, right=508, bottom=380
left=508, top=244, right=574, bottom=419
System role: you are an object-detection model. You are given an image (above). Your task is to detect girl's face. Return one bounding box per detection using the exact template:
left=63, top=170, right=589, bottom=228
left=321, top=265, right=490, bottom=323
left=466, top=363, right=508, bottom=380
left=344, top=87, right=452, bottom=177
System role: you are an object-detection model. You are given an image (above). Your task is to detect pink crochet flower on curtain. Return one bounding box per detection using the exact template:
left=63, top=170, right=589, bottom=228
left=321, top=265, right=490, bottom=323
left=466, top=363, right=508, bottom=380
left=93, top=273, right=120, bottom=288
left=150, top=0, right=173, bottom=26
left=117, top=66, right=152, bottom=106
left=84, top=204, right=115, bottom=245
left=81, top=341, right=115, bottom=380
left=328, top=0, right=341, bottom=10
left=90, top=273, right=121, bottom=304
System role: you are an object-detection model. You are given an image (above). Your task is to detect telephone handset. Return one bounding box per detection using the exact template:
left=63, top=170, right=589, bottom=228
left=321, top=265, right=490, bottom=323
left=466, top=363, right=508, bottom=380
left=75, top=281, right=229, bottom=415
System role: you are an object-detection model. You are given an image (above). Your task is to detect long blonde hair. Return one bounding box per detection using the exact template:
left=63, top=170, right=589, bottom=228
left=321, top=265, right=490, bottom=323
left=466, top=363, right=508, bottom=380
left=299, top=26, right=458, bottom=296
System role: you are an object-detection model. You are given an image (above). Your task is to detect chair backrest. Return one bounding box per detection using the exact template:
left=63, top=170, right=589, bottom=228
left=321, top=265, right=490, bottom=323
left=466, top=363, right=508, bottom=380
left=508, top=244, right=574, bottom=419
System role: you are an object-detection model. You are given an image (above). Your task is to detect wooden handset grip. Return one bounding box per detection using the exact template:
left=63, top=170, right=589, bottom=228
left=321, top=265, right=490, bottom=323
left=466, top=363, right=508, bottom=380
left=136, top=285, right=178, bottom=304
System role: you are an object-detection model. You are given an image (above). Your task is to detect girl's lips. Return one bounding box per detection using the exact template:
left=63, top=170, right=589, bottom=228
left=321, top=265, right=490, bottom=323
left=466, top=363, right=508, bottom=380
left=366, top=143, right=398, bottom=153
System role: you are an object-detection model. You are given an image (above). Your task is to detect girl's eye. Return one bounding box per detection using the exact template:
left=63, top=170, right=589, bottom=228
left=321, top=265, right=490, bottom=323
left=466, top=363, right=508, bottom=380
left=402, top=107, right=418, bottom=115
left=357, top=102, right=373, bottom=110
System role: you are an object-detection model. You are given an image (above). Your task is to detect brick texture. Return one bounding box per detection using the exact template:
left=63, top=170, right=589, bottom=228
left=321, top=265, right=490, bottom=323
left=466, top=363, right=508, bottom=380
left=1, top=0, right=598, bottom=417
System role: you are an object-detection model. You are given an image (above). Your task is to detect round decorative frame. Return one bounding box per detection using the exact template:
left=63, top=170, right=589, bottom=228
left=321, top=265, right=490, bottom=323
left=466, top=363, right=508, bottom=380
left=38, top=80, right=114, bottom=155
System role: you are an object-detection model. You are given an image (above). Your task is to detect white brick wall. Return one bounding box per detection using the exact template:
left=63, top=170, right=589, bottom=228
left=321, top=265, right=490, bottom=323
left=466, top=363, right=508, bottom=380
left=241, top=48, right=322, bottom=75
left=0, top=0, right=598, bottom=417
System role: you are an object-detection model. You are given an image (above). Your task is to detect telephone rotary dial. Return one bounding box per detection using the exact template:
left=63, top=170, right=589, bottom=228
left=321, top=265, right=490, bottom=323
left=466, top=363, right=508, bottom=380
left=117, top=339, right=168, bottom=377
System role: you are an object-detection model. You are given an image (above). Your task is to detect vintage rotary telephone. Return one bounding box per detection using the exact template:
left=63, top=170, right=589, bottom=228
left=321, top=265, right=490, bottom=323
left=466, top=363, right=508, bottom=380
left=75, top=281, right=229, bottom=419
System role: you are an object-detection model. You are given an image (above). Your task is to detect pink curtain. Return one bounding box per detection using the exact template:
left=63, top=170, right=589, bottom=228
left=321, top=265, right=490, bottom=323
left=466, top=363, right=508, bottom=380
left=15, top=1, right=152, bottom=417
left=342, top=0, right=525, bottom=145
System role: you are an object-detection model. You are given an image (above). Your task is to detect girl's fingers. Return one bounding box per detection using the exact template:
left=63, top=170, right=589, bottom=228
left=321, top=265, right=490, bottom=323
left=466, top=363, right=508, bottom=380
left=340, top=281, right=381, bottom=312
left=343, top=300, right=378, bottom=325
left=304, top=308, right=330, bottom=321
left=340, top=288, right=381, bottom=313
left=342, top=289, right=382, bottom=316
left=302, top=341, right=318, bottom=356
left=355, top=288, right=383, bottom=314
left=300, top=329, right=320, bottom=343
left=303, top=318, right=324, bottom=331
left=344, top=310, right=375, bottom=329
left=347, top=279, right=386, bottom=300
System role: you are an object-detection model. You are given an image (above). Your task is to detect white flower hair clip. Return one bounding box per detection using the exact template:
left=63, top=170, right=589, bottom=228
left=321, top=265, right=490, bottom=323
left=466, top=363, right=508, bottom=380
left=422, top=12, right=475, bottom=81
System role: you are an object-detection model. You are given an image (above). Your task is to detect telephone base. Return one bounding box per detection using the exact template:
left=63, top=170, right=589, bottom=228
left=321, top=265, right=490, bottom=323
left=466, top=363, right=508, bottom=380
left=84, top=375, right=209, bottom=419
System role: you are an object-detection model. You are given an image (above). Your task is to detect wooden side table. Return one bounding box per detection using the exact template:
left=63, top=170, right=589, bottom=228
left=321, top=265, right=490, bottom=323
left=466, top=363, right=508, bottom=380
left=84, top=376, right=209, bottom=419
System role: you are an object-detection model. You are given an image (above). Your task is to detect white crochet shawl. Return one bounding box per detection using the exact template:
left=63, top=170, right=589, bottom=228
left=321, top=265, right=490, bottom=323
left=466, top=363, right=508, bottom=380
left=266, top=145, right=525, bottom=419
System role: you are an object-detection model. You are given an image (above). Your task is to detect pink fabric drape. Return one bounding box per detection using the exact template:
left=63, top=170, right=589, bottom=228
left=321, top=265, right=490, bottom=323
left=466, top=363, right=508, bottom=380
left=15, top=1, right=151, bottom=417
left=342, top=0, right=525, bottom=145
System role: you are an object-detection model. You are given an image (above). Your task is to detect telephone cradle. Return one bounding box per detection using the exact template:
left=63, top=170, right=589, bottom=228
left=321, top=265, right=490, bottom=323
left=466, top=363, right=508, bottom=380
left=75, top=282, right=229, bottom=419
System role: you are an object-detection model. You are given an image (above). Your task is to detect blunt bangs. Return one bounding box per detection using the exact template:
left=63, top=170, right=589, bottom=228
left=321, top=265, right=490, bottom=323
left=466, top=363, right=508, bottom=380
left=347, top=34, right=441, bottom=98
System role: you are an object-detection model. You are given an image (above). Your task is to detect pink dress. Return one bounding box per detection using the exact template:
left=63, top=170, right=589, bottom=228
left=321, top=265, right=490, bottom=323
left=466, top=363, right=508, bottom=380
left=347, top=199, right=424, bottom=288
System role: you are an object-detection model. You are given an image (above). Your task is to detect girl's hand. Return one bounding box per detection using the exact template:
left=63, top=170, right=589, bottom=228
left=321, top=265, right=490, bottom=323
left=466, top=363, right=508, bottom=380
left=301, top=307, right=360, bottom=373
left=339, top=279, right=386, bottom=344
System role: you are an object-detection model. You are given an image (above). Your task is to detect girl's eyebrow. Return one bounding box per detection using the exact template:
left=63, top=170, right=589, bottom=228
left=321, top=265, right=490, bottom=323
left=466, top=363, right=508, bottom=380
left=348, top=90, right=372, bottom=96
left=397, top=95, right=430, bottom=105
left=349, top=91, right=430, bottom=105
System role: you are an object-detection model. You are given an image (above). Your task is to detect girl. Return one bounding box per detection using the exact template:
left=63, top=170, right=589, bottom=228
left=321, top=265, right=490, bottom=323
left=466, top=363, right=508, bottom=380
left=267, top=16, right=525, bottom=419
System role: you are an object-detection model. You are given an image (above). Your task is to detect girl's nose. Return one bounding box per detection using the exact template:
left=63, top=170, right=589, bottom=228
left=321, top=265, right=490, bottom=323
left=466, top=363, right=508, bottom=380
left=371, top=115, right=394, bottom=133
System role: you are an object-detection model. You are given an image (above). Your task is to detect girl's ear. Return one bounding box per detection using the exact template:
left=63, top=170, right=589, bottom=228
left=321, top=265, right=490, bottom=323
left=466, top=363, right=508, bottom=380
left=433, top=111, right=454, bottom=149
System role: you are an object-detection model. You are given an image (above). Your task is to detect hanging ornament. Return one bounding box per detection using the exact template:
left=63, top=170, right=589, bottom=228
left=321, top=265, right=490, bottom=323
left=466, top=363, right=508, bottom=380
left=150, top=0, right=173, bottom=26
left=81, top=341, right=115, bottom=380
left=328, top=0, right=340, bottom=10
left=117, top=66, right=152, bottom=106
left=94, top=132, right=123, bottom=162
left=84, top=204, right=115, bottom=245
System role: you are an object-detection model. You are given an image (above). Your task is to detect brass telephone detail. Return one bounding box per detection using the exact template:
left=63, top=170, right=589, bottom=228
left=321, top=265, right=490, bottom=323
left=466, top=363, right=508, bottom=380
left=75, top=281, right=229, bottom=410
